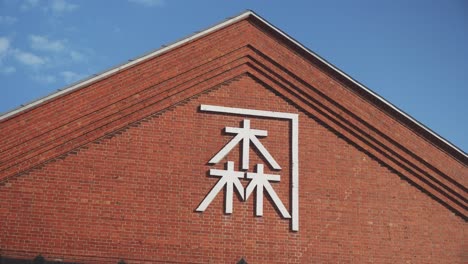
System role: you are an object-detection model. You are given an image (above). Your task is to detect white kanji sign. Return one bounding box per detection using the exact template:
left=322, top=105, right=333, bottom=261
left=196, top=161, right=245, bottom=214
left=196, top=105, right=299, bottom=231
left=208, top=119, right=280, bottom=170
left=246, top=164, right=290, bottom=218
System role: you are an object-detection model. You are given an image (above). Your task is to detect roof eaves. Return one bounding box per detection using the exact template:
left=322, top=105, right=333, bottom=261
left=0, top=10, right=255, bottom=121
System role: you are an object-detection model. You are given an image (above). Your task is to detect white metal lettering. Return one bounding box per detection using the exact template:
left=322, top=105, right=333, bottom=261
left=197, top=104, right=300, bottom=231
left=209, top=119, right=280, bottom=170
left=246, top=164, right=291, bottom=218
left=196, top=161, right=245, bottom=214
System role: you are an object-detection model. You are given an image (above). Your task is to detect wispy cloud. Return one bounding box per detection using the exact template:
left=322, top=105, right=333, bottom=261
left=49, top=0, right=78, bottom=13
left=0, top=66, right=16, bottom=74
left=14, top=50, right=47, bottom=66
left=0, top=16, right=18, bottom=25
left=20, top=0, right=40, bottom=11
left=22, top=0, right=79, bottom=14
left=128, top=0, right=164, bottom=7
left=32, top=74, right=57, bottom=84
left=30, top=35, right=66, bottom=52
left=60, top=70, right=85, bottom=83
left=28, top=35, right=87, bottom=63
left=0, top=25, right=88, bottom=84
left=0, top=37, right=15, bottom=75
left=69, top=50, right=85, bottom=62
left=0, top=37, right=10, bottom=56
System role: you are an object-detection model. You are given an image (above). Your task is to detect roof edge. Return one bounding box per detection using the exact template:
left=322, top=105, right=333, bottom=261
left=0, top=9, right=465, bottom=160
left=247, top=11, right=467, bottom=160
left=0, top=10, right=253, bottom=121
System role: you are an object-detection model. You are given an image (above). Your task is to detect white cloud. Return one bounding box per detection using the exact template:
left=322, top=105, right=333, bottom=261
left=33, top=74, right=57, bottom=84
left=28, top=35, right=87, bottom=63
left=0, top=16, right=18, bottom=25
left=50, top=0, right=78, bottom=13
left=0, top=66, right=16, bottom=74
left=0, top=32, right=88, bottom=83
left=70, top=50, right=85, bottom=61
left=30, top=35, right=66, bottom=52
left=0, top=37, right=10, bottom=56
left=14, top=50, right=46, bottom=66
left=128, top=0, right=164, bottom=7
left=60, top=70, right=85, bottom=83
left=0, top=37, right=15, bottom=74
left=20, top=0, right=40, bottom=11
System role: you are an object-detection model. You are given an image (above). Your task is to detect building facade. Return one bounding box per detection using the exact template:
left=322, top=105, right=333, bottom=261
left=0, top=11, right=466, bottom=264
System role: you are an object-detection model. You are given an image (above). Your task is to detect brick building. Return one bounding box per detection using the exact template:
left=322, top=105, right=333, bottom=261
left=0, top=11, right=466, bottom=263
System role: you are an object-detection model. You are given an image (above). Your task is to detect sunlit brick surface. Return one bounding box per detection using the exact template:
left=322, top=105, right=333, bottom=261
left=1, top=15, right=466, bottom=264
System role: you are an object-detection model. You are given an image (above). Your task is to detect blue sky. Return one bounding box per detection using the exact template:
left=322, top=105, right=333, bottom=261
left=0, top=0, right=467, bottom=152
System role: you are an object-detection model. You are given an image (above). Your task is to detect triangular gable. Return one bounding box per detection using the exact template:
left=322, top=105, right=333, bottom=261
left=0, top=10, right=466, bottom=219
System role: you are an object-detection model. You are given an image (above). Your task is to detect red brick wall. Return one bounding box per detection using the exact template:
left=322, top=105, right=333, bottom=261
left=0, top=18, right=464, bottom=216
left=1, top=16, right=466, bottom=263
left=0, top=75, right=465, bottom=263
